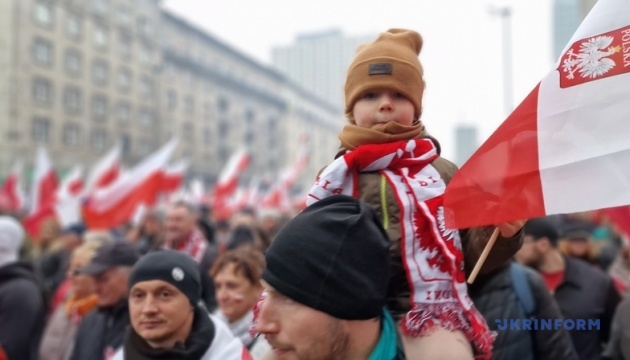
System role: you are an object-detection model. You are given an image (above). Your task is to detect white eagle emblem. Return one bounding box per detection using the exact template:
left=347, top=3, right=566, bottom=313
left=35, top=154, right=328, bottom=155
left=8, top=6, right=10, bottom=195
left=561, top=36, right=622, bottom=79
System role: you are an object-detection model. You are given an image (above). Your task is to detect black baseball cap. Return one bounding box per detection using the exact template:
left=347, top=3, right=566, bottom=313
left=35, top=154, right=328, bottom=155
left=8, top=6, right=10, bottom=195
left=79, top=241, right=140, bottom=275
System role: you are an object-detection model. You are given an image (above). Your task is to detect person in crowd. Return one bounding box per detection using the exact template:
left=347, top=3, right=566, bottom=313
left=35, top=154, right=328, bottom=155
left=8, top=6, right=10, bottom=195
left=48, top=230, right=116, bottom=313
left=256, top=208, right=284, bottom=243
left=516, top=217, right=621, bottom=360
left=211, top=247, right=271, bottom=358
left=469, top=260, right=578, bottom=360
left=164, top=201, right=219, bottom=310
left=0, top=216, right=47, bottom=360
left=609, top=246, right=630, bottom=297
left=226, top=224, right=270, bottom=253
left=558, top=227, right=602, bottom=267
left=40, top=222, right=86, bottom=301
left=135, top=208, right=167, bottom=255
left=307, top=28, right=524, bottom=359
left=113, top=250, right=250, bottom=360
left=603, top=295, right=630, bottom=360
left=39, top=241, right=103, bottom=360
left=255, top=195, right=404, bottom=359
left=70, top=242, right=140, bottom=360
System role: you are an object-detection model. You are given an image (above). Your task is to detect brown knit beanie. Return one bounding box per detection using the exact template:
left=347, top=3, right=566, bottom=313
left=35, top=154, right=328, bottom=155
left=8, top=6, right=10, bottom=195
left=344, top=28, right=425, bottom=122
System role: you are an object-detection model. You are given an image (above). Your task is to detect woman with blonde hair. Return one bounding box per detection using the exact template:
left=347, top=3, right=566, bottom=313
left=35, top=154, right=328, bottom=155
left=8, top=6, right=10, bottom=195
left=39, top=241, right=103, bottom=360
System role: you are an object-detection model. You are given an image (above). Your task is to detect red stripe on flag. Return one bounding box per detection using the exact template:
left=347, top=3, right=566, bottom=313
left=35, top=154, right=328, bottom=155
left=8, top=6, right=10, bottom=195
left=444, top=84, right=546, bottom=229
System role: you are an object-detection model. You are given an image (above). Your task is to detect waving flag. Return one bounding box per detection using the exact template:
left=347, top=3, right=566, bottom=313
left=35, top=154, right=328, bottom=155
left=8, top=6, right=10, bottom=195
left=83, top=139, right=178, bottom=230
left=29, top=145, right=58, bottom=215
left=444, top=0, right=630, bottom=229
left=212, top=147, right=250, bottom=200
left=0, top=161, right=25, bottom=212
left=84, top=142, right=121, bottom=195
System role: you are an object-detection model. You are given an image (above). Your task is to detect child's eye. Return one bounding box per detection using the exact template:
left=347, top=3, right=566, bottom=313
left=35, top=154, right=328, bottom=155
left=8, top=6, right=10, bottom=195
left=362, top=92, right=378, bottom=99
left=394, top=92, right=406, bottom=99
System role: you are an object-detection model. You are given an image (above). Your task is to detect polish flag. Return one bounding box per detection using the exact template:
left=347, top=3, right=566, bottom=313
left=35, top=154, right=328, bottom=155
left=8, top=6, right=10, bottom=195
left=212, top=148, right=250, bottom=200
left=444, top=0, right=630, bottom=229
left=599, top=205, right=630, bottom=240
left=29, top=146, right=58, bottom=215
left=83, top=139, right=178, bottom=230
left=57, top=165, right=84, bottom=201
left=261, top=149, right=310, bottom=211
left=160, top=159, right=189, bottom=193
left=84, top=143, right=121, bottom=195
left=0, top=161, right=25, bottom=212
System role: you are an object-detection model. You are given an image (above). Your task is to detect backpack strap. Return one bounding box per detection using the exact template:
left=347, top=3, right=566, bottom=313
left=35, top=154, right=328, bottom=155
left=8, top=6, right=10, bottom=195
left=510, top=262, right=535, bottom=317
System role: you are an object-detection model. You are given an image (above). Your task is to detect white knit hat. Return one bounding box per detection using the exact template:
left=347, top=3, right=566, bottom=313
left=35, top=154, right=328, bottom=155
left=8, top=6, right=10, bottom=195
left=0, top=216, right=25, bottom=266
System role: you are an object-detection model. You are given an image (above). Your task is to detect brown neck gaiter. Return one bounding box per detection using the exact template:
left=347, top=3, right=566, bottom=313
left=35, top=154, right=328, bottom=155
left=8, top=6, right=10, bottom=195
left=337, top=121, right=425, bottom=157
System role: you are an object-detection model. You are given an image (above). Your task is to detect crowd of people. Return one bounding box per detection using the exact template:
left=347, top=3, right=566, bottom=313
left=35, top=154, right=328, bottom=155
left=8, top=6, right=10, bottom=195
left=1, top=26, right=630, bottom=360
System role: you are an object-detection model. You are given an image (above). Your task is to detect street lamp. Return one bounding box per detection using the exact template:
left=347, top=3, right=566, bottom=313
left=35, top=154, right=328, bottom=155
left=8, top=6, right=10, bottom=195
left=488, top=5, right=514, bottom=116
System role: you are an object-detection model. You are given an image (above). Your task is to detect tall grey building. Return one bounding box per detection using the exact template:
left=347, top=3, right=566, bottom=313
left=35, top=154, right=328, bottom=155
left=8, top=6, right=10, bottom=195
left=0, top=0, right=341, bottom=188
left=454, top=124, right=479, bottom=167
left=552, top=0, right=598, bottom=60
left=272, top=29, right=374, bottom=110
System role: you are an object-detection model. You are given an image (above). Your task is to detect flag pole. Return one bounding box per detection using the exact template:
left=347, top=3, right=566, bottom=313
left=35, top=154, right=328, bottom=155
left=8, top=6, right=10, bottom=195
left=467, top=227, right=500, bottom=284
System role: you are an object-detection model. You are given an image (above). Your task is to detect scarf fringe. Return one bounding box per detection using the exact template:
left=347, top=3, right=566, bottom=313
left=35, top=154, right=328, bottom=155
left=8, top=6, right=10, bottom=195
left=402, top=303, right=495, bottom=360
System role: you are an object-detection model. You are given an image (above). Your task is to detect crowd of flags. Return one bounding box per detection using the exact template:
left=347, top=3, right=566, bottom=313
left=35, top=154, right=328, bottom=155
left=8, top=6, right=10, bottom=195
left=0, top=138, right=311, bottom=239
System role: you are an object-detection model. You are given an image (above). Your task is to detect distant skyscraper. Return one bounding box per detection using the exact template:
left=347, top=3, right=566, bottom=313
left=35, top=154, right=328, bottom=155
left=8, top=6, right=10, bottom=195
left=552, top=0, right=598, bottom=60
left=455, top=125, right=479, bottom=167
left=272, top=29, right=375, bottom=110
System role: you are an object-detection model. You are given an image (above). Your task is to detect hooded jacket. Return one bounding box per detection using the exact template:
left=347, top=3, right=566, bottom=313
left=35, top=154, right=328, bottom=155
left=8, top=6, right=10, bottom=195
left=0, top=261, right=47, bottom=360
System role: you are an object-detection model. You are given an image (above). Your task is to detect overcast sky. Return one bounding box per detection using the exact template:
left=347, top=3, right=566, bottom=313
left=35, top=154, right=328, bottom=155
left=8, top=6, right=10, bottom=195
left=162, top=0, right=557, bottom=159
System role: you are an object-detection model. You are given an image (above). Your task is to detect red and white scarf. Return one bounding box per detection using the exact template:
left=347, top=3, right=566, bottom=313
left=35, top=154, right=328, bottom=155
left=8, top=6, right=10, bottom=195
left=164, top=229, right=208, bottom=263
left=307, top=139, right=494, bottom=358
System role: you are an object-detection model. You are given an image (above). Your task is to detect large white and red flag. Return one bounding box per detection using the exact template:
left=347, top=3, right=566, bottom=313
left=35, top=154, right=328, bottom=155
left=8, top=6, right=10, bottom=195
left=84, top=142, right=121, bottom=195
left=57, top=165, right=84, bottom=201
left=0, top=161, right=25, bottom=212
left=160, top=159, right=189, bottom=194
left=212, top=148, right=250, bottom=200
left=444, top=0, right=630, bottom=229
left=83, top=138, right=178, bottom=230
left=29, top=145, right=58, bottom=215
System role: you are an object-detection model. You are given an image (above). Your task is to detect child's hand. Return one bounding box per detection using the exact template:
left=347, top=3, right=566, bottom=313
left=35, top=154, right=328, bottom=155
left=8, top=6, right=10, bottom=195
left=496, top=220, right=526, bottom=238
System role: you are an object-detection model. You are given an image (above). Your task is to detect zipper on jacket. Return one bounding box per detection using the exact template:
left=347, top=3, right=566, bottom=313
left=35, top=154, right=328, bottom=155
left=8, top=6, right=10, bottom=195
left=380, top=174, right=389, bottom=230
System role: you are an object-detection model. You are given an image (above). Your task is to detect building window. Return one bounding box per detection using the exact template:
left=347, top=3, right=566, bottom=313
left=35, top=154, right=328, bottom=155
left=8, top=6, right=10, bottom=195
left=203, top=102, right=212, bottom=118
left=203, top=128, right=212, bottom=144
left=62, top=124, right=81, bottom=147
left=91, top=95, right=108, bottom=120
left=92, top=60, right=108, bottom=86
left=63, top=86, right=81, bottom=113
left=117, top=68, right=131, bottom=92
left=182, top=123, right=194, bottom=141
left=139, top=45, right=151, bottom=66
left=64, top=49, right=82, bottom=76
left=218, top=121, right=229, bottom=138
left=93, top=25, right=108, bottom=49
left=245, top=130, right=254, bottom=143
left=92, top=0, right=109, bottom=15
left=34, top=2, right=53, bottom=27
left=33, top=78, right=53, bottom=105
left=138, top=16, right=153, bottom=37
left=32, top=117, right=50, bottom=143
left=119, top=35, right=132, bottom=59
left=139, top=76, right=152, bottom=98
left=166, top=91, right=176, bottom=110
left=33, top=38, right=53, bottom=66
left=139, top=108, right=153, bottom=126
left=66, top=13, right=81, bottom=39
left=116, top=6, right=132, bottom=27
left=91, top=129, right=107, bottom=150
left=218, top=97, right=229, bottom=113
left=116, top=102, right=131, bottom=123
left=120, top=134, right=131, bottom=156
left=184, top=96, right=194, bottom=114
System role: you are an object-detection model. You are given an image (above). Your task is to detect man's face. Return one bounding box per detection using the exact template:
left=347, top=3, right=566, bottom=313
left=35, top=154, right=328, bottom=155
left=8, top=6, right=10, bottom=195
left=255, top=281, right=350, bottom=360
left=514, top=235, right=543, bottom=267
left=213, top=263, right=262, bottom=323
left=165, top=207, right=195, bottom=243
left=129, top=280, right=194, bottom=347
left=94, top=267, right=131, bottom=307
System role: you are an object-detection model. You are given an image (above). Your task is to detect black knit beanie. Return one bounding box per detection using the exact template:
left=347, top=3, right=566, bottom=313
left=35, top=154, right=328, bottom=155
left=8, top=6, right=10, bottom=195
left=262, top=195, right=390, bottom=320
left=128, top=250, right=201, bottom=306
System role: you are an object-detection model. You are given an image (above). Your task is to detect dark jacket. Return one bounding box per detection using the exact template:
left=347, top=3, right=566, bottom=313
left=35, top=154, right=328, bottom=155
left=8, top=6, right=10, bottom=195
left=70, top=299, right=130, bottom=360
left=0, top=261, right=47, bottom=360
left=554, top=257, right=621, bottom=360
left=604, top=296, right=630, bottom=360
left=470, top=262, right=578, bottom=360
